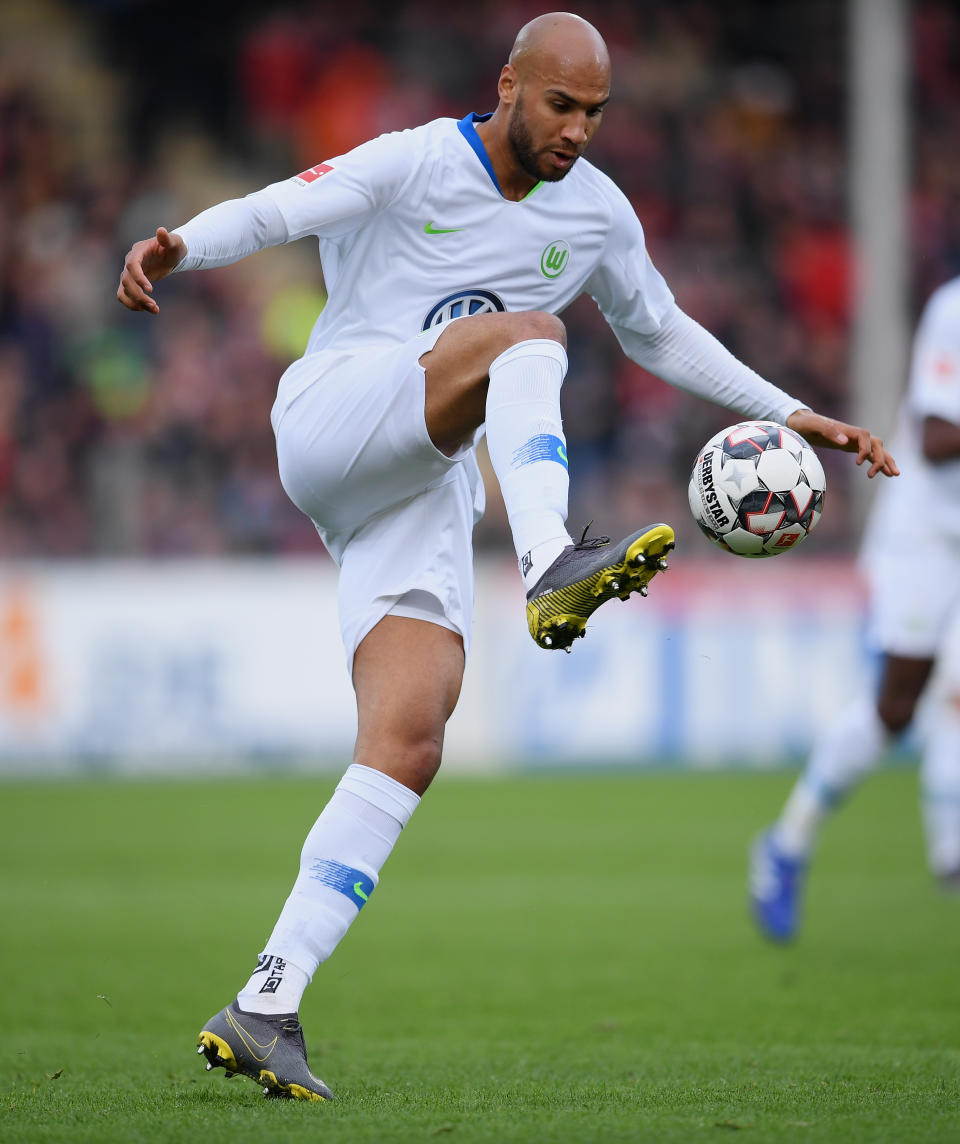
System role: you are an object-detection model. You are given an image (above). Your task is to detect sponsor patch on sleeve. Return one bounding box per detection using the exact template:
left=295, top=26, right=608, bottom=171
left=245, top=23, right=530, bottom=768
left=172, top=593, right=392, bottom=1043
left=932, top=351, right=958, bottom=384
left=293, top=162, right=334, bottom=186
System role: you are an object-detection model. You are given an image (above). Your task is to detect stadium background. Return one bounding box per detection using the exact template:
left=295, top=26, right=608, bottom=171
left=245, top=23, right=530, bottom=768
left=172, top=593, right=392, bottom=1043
left=1, top=0, right=958, bottom=772
left=5, top=11, right=960, bottom=1142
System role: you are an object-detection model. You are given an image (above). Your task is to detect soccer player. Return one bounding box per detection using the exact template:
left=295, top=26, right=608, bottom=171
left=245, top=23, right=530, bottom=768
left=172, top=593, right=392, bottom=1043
left=118, top=13, right=897, bottom=1101
left=751, top=276, right=960, bottom=943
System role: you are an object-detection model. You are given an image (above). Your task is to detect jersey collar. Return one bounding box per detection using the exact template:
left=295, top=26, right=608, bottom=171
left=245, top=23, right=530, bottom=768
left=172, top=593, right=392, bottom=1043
left=457, top=112, right=544, bottom=201
left=457, top=112, right=503, bottom=194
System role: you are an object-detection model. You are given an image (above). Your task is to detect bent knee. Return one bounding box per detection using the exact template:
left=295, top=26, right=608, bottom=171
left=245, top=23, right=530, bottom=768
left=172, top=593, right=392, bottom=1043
left=401, top=735, right=444, bottom=787
left=877, top=694, right=916, bottom=736
left=510, top=310, right=567, bottom=349
left=356, top=734, right=443, bottom=796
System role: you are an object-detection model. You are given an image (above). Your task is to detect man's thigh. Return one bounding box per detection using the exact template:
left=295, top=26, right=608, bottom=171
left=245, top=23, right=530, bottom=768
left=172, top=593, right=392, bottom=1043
left=336, top=460, right=480, bottom=677
left=274, top=325, right=470, bottom=539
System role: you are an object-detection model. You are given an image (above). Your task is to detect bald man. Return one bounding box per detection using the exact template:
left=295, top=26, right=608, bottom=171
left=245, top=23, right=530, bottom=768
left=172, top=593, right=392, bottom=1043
left=118, top=12, right=896, bottom=1102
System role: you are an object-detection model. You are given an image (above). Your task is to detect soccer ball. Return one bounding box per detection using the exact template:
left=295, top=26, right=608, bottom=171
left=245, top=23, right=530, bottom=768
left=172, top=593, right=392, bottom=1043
left=687, top=420, right=826, bottom=557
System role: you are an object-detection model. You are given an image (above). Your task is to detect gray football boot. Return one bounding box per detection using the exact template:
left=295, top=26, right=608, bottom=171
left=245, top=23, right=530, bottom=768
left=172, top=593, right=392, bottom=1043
left=526, top=523, right=675, bottom=651
left=197, top=1001, right=334, bottom=1102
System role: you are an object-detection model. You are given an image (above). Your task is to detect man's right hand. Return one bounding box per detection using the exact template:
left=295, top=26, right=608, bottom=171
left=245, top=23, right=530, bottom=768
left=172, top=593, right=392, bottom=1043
left=116, top=226, right=186, bottom=314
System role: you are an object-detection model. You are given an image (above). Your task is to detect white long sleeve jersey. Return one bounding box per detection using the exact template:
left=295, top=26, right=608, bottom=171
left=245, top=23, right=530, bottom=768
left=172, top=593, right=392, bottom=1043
left=174, top=113, right=805, bottom=424
left=863, top=276, right=960, bottom=548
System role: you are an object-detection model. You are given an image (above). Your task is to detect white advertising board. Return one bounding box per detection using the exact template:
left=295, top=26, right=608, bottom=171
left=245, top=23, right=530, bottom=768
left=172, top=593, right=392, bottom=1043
left=0, top=557, right=873, bottom=775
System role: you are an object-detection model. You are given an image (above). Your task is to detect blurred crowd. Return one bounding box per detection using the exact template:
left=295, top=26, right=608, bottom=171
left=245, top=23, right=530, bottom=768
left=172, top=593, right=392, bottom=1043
left=1, top=0, right=959, bottom=559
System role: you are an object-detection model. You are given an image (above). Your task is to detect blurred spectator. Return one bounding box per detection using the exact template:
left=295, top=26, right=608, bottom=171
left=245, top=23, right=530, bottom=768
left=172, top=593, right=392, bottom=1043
left=0, top=0, right=958, bottom=559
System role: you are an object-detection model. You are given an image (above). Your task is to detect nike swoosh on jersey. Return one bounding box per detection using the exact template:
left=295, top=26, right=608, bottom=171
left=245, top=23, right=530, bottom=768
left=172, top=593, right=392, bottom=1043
left=424, top=221, right=465, bottom=235
left=226, top=1008, right=279, bottom=1063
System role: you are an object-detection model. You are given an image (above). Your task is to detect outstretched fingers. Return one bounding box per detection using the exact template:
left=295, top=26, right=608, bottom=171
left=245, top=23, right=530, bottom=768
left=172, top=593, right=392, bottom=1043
left=118, top=241, right=159, bottom=313
left=786, top=410, right=899, bottom=478
left=116, top=227, right=186, bottom=314
left=859, top=430, right=900, bottom=478
left=834, top=421, right=899, bottom=478
left=128, top=257, right=155, bottom=301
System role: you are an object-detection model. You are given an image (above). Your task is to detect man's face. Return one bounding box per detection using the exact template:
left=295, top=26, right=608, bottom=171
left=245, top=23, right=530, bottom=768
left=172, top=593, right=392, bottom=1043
left=506, top=76, right=608, bottom=183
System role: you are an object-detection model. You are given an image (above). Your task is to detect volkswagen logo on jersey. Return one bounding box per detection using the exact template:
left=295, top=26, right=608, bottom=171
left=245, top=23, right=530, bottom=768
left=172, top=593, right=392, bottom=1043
left=422, top=289, right=506, bottom=331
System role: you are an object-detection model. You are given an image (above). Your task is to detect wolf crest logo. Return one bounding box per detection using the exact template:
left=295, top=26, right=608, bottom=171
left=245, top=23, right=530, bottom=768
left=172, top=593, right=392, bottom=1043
left=540, top=241, right=570, bottom=279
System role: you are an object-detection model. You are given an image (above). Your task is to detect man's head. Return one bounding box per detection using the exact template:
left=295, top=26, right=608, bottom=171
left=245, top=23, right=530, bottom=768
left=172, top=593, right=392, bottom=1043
left=499, top=12, right=610, bottom=183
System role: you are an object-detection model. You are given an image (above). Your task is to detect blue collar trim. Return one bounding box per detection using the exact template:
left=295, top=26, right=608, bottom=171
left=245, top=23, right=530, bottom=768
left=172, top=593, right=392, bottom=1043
left=457, top=112, right=503, bottom=196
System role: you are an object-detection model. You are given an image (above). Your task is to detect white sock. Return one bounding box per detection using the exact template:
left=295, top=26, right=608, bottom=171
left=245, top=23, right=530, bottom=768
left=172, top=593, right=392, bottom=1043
left=772, top=780, right=829, bottom=861
left=921, top=703, right=960, bottom=876
left=774, top=693, right=889, bottom=859
left=236, top=764, right=420, bottom=1015
left=236, top=955, right=309, bottom=1014
left=484, top=338, right=573, bottom=589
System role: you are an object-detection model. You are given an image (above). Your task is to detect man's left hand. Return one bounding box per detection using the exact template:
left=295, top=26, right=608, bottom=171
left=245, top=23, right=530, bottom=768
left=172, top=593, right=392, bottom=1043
left=786, top=409, right=899, bottom=478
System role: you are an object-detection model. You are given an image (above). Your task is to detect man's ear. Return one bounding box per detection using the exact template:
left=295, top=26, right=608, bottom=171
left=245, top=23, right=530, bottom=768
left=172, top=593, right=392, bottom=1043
left=498, top=64, right=519, bottom=106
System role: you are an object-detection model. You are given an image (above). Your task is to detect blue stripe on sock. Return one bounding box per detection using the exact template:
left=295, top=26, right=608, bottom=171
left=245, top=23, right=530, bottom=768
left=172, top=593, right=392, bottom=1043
left=511, top=434, right=568, bottom=469
left=308, top=859, right=375, bottom=908
left=803, top=775, right=845, bottom=808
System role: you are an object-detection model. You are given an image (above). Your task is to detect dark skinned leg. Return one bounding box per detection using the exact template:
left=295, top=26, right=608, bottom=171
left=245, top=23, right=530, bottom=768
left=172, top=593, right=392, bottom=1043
left=875, top=653, right=936, bottom=735
left=351, top=615, right=465, bottom=796
left=349, top=312, right=566, bottom=794
left=420, top=310, right=566, bottom=455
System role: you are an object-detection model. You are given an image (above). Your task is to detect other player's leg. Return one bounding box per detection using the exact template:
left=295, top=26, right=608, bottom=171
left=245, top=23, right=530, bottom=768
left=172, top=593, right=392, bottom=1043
left=920, top=600, right=960, bottom=885
left=198, top=617, right=464, bottom=1099
left=921, top=614, right=960, bottom=885
left=750, top=653, right=931, bottom=941
left=421, top=310, right=674, bottom=650
left=921, top=694, right=960, bottom=886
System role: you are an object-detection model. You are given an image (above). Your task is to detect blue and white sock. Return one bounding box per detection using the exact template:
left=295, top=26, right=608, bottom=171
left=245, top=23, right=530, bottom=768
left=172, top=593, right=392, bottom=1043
left=485, top=338, right=574, bottom=590
left=774, top=694, right=888, bottom=859
left=237, top=764, right=420, bottom=1015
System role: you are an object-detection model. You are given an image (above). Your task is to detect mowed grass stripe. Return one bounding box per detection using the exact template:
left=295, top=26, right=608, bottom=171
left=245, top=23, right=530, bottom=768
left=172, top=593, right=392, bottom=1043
left=1, top=769, right=958, bottom=1143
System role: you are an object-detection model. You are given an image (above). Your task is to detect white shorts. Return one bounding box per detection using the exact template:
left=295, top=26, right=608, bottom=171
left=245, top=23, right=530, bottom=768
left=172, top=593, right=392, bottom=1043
left=271, top=327, right=485, bottom=675
left=941, top=609, right=960, bottom=694
left=861, top=530, right=960, bottom=660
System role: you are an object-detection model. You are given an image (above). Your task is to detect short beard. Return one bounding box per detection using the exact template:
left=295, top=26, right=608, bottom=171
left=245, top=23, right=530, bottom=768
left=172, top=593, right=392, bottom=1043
left=507, top=95, right=573, bottom=183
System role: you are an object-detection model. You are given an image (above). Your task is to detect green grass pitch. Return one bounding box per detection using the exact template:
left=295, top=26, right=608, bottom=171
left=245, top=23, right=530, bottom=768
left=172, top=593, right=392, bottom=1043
left=2, top=767, right=959, bottom=1143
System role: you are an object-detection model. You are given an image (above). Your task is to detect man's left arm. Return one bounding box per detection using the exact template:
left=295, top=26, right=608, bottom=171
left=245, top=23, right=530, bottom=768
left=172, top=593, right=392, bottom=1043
left=587, top=192, right=898, bottom=478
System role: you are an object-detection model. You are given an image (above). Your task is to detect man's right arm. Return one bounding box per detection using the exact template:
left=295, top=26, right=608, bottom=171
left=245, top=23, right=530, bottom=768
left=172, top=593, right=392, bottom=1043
left=172, top=192, right=289, bottom=272
left=117, top=225, right=187, bottom=313
left=117, top=128, right=418, bottom=314
left=116, top=189, right=289, bottom=313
